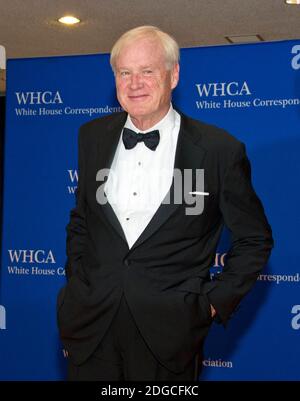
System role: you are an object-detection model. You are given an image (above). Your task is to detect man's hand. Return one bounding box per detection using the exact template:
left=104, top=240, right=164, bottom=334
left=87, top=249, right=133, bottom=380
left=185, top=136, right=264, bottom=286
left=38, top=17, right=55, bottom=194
left=210, top=304, right=217, bottom=318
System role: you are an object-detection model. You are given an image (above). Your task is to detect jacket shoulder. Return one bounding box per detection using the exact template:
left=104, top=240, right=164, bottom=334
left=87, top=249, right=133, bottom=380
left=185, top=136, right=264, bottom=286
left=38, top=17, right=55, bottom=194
left=182, top=113, right=242, bottom=154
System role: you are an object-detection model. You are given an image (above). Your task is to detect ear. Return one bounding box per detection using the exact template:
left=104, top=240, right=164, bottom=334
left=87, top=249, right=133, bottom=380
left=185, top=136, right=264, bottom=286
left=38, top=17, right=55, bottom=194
left=171, top=63, right=180, bottom=90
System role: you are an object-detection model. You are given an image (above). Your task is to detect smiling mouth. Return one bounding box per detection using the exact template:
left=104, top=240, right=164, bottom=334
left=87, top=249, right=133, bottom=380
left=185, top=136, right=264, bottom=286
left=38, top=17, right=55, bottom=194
left=128, top=95, right=149, bottom=101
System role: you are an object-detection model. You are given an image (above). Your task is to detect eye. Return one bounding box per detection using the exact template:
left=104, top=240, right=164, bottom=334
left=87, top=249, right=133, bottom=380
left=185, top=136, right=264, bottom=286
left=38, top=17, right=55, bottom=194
left=143, top=70, right=153, bottom=75
left=119, top=71, right=130, bottom=77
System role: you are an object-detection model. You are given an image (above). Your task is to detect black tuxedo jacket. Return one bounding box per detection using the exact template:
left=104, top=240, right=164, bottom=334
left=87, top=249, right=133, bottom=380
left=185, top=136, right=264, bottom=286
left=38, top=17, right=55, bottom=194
left=57, top=110, right=273, bottom=373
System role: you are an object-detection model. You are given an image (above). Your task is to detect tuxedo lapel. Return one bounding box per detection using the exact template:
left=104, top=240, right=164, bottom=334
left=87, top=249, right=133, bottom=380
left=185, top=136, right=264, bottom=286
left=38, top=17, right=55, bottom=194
left=95, top=113, right=128, bottom=244
left=131, top=113, right=207, bottom=251
left=96, top=113, right=127, bottom=174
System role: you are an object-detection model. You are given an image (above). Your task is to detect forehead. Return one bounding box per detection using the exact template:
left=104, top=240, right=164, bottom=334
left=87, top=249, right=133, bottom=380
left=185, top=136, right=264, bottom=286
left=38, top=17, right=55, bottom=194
left=116, top=37, right=165, bottom=68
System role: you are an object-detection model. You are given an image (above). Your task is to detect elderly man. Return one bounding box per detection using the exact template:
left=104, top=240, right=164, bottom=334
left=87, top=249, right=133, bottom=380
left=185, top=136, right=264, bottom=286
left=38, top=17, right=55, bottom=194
left=57, top=26, right=273, bottom=381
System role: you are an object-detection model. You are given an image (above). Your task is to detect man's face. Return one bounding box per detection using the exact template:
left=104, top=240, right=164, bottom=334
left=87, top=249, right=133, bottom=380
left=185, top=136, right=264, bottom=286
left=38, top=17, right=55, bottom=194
left=115, top=37, right=179, bottom=127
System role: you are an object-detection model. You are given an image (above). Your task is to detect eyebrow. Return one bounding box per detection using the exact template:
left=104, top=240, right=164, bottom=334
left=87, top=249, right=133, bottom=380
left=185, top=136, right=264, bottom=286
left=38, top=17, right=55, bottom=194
left=117, top=64, right=156, bottom=70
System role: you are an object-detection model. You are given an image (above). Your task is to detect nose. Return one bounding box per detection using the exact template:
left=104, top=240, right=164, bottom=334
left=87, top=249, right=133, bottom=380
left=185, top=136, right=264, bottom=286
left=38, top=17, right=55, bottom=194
left=129, top=72, right=143, bottom=89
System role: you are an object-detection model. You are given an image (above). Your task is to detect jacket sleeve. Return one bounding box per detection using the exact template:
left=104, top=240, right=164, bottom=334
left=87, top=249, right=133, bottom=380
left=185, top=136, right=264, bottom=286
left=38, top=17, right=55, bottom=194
left=65, top=127, right=87, bottom=281
left=207, top=142, right=274, bottom=325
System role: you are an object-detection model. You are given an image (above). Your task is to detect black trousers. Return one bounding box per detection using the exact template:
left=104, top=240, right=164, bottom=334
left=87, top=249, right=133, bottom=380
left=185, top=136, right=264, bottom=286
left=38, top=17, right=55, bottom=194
left=68, top=294, right=201, bottom=381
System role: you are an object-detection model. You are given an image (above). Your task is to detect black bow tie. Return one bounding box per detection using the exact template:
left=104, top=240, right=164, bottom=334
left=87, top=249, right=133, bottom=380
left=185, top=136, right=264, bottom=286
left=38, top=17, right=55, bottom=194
left=122, top=128, right=160, bottom=151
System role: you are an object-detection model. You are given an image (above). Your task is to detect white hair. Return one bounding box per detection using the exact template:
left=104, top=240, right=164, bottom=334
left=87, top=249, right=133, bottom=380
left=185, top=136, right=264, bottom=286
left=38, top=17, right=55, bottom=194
left=110, top=25, right=179, bottom=72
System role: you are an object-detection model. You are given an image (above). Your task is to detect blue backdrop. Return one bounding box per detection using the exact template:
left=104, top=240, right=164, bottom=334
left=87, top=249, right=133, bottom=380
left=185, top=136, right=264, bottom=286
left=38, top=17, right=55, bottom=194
left=0, top=40, right=300, bottom=380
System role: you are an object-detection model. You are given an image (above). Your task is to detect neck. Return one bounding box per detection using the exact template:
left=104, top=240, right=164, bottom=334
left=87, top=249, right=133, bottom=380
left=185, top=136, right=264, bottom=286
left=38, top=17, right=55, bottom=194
left=130, top=106, right=171, bottom=131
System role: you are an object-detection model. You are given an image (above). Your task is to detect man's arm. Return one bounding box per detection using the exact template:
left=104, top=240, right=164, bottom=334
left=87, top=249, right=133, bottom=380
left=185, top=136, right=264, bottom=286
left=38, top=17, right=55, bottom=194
left=65, top=127, right=87, bottom=281
left=208, top=142, right=274, bottom=324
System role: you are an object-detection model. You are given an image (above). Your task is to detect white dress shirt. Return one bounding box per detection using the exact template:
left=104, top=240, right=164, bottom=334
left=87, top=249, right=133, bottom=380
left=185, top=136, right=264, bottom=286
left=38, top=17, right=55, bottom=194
left=104, top=105, right=181, bottom=248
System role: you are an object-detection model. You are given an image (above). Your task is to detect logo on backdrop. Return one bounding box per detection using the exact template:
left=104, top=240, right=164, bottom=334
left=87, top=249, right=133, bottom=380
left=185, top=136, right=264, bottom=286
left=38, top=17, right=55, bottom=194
left=196, top=81, right=251, bottom=98
left=62, top=349, right=69, bottom=358
left=0, top=305, right=6, bottom=330
left=67, top=169, right=78, bottom=195
left=210, top=252, right=226, bottom=278
left=7, top=249, right=65, bottom=277
left=257, top=273, right=300, bottom=285
left=291, top=305, right=300, bottom=330
left=291, top=45, right=300, bottom=70
left=14, top=90, right=122, bottom=118
left=15, top=91, right=63, bottom=105
left=202, top=357, right=233, bottom=369
left=195, top=78, right=300, bottom=111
